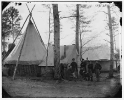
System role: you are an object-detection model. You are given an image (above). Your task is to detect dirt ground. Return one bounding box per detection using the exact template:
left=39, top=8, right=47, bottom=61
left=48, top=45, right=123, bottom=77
left=2, top=73, right=121, bottom=98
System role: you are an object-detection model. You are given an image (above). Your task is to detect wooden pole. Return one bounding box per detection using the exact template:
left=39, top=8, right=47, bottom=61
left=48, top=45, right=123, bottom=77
left=12, top=6, right=35, bottom=80
left=53, top=4, right=60, bottom=79
left=107, top=5, right=114, bottom=78
left=26, top=4, right=45, bottom=48
left=12, top=19, right=30, bottom=80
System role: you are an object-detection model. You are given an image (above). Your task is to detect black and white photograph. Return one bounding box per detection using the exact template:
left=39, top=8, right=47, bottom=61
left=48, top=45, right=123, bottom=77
left=1, top=1, right=122, bottom=98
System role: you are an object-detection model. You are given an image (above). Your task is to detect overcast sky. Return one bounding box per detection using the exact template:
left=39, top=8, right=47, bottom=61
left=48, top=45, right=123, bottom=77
left=3, top=2, right=121, bottom=49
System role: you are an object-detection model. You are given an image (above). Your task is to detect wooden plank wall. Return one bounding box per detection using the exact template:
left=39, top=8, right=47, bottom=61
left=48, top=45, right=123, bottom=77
left=6, top=64, right=41, bottom=77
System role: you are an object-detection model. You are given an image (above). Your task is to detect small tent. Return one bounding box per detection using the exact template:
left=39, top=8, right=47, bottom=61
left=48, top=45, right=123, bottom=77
left=4, top=20, right=46, bottom=77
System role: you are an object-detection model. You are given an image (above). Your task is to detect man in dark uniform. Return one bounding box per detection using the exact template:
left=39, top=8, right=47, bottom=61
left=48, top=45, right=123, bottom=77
left=88, top=61, right=94, bottom=81
left=70, top=58, right=78, bottom=78
left=80, top=59, right=86, bottom=80
left=80, top=59, right=87, bottom=72
left=94, top=61, right=102, bottom=82
left=60, top=63, right=65, bottom=79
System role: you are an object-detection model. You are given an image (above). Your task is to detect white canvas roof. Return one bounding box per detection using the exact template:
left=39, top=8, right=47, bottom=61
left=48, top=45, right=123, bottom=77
left=82, top=45, right=111, bottom=60
left=4, top=20, right=46, bottom=65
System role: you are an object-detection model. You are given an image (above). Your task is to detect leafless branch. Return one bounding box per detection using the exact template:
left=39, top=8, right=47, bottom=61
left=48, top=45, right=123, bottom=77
left=98, top=11, right=108, bottom=15
left=81, top=45, right=102, bottom=55
left=60, top=16, right=76, bottom=20
left=111, top=9, right=120, bottom=18
left=103, top=19, right=108, bottom=22
left=106, top=33, right=110, bottom=36
left=82, top=36, right=96, bottom=47
left=81, top=29, right=106, bottom=48
left=113, top=33, right=119, bottom=37
left=103, top=39, right=110, bottom=43
left=60, top=34, right=72, bottom=40
left=82, top=48, right=90, bottom=55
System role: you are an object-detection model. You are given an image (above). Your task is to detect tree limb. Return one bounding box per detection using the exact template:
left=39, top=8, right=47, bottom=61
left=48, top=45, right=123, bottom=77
left=103, top=39, right=110, bottom=43
left=82, top=36, right=96, bottom=47
left=106, top=33, right=110, bottom=36
left=82, top=48, right=90, bottom=55
left=60, top=16, right=76, bottom=20
left=113, top=33, right=119, bottom=37
left=98, top=11, right=108, bottom=15
left=81, top=45, right=102, bottom=56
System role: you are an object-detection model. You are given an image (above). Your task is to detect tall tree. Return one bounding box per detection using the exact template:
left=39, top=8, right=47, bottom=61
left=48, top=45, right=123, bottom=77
left=2, top=6, right=22, bottom=46
left=79, top=4, right=92, bottom=60
left=102, top=4, right=120, bottom=77
left=107, top=5, right=114, bottom=78
left=52, top=4, right=60, bottom=79
left=76, top=4, right=80, bottom=54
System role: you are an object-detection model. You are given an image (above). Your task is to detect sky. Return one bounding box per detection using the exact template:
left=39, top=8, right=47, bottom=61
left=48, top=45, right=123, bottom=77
left=3, top=2, right=122, bottom=50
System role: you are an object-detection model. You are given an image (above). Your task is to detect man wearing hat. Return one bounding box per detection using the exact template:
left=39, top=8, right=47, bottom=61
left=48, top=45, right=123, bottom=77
left=70, top=58, right=78, bottom=78
left=88, top=61, right=94, bottom=81
left=80, top=58, right=87, bottom=72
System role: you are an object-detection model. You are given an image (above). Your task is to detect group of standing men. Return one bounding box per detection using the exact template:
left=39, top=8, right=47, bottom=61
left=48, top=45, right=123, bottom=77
left=69, top=58, right=102, bottom=82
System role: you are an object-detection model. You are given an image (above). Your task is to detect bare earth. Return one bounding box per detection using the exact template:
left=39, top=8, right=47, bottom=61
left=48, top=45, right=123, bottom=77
left=2, top=73, right=121, bottom=98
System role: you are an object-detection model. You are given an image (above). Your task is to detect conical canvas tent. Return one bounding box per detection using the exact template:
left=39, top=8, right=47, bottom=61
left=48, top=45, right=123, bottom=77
left=4, top=19, right=46, bottom=77
left=4, top=20, right=46, bottom=65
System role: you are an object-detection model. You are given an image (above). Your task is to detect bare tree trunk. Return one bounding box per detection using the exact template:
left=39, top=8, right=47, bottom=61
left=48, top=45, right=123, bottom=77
left=75, top=4, right=80, bottom=78
left=80, top=39, right=82, bottom=60
left=76, top=4, right=79, bottom=54
left=107, top=5, right=114, bottom=78
left=53, top=4, right=60, bottom=79
left=46, top=9, right=51, bottom=68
